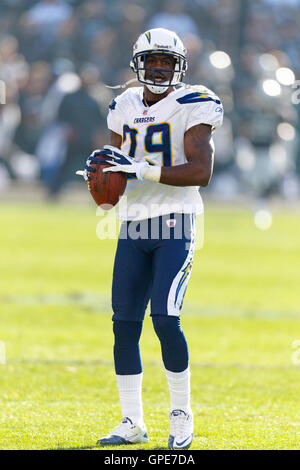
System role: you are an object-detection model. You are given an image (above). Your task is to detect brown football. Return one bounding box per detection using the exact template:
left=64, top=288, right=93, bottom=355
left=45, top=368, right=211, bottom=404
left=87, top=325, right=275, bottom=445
left=88, top=163, right=127, bottom=208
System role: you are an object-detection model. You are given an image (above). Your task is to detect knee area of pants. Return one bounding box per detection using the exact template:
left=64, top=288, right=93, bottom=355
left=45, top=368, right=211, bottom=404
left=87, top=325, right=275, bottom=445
left=113, top=320, right=142, bottom=345
left=152, top=315, right=181, bottom=339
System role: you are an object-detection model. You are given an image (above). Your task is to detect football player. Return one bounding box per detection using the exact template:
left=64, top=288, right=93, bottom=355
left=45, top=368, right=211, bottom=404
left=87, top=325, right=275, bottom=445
left=83, top=28, right=223, bottom=449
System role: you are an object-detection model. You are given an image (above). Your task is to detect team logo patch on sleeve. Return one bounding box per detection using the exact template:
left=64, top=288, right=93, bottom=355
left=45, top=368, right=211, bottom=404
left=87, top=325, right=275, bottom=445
left=176, top=92, right=221, bottom=105
left=109, top=99, right=117, bottom=110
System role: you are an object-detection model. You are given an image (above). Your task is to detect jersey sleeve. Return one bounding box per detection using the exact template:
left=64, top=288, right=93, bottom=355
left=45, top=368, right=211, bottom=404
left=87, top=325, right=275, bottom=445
left=107, top=98, right=123, bottom=136
left=185, top=95, right=224, bottom=132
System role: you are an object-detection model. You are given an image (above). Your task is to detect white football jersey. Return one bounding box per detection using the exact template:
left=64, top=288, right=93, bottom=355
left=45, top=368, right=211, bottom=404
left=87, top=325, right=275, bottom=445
left=107, top=85, right=223, bottom=221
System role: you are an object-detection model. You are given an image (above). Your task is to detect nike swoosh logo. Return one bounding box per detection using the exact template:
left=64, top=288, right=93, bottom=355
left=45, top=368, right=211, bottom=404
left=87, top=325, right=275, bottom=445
left=175, top=436, right=191, bottom=447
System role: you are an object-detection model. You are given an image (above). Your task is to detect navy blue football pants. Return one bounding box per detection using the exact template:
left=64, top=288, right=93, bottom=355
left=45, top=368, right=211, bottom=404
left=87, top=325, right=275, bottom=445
left=112, top=213, right=196, bottom=374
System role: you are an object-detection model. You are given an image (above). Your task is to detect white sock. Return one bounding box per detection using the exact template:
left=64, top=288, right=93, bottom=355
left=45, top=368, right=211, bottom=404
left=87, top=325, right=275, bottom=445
left=116, top=373, right=144, bottom=426
left=165, top=366, right=191, bottom=414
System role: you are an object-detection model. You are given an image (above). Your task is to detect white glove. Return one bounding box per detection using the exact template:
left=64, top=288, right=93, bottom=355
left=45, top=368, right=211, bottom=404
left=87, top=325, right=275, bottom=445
left=102, top=145, right=161, bottom=182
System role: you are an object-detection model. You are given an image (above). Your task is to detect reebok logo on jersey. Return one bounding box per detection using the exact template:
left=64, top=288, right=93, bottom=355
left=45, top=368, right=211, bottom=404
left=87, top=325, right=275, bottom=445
left=134, top=116, right=155, bottom=124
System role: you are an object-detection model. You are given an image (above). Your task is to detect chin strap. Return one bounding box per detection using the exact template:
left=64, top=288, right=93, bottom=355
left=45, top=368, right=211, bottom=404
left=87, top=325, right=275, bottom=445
left=105, top=78, right=138, bottom=89
left=105, top=77, right=173, bottom=92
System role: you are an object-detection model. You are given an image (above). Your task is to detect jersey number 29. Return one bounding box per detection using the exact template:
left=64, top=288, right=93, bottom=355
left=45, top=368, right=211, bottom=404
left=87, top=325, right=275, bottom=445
left=123, top=123, right=172, bottom=167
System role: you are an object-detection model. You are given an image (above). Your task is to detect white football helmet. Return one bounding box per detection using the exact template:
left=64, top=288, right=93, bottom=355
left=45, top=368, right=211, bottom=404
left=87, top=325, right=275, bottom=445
left=130, top=28, right=187, bottom=94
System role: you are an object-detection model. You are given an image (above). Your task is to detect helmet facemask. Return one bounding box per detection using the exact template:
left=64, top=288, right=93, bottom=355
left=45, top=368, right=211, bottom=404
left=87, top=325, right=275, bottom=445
left=131, top=50, right=187, bottom=94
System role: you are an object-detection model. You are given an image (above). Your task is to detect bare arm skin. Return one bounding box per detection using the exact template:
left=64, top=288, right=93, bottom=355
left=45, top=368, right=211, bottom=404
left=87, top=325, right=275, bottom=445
left=160, top=123, right=214, bottom=187
left=110, top=130, right=122, bottom=149
left=110, top=123, right=215, bottom=187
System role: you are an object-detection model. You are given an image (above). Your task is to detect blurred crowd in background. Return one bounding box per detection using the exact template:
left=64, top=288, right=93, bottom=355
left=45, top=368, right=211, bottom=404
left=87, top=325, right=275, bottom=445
left=0, top=0, right=299, bottom=200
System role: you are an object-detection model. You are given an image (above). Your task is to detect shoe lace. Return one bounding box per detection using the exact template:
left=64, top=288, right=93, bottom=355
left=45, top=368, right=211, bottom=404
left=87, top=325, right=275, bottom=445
left=170, top=410, right=189, bottom=440
left=112, top=417, right=135, bottom=435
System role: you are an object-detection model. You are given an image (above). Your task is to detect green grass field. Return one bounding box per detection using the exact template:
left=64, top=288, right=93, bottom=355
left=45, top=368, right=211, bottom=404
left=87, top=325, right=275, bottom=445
left=0, top=201, right=300, bottom=450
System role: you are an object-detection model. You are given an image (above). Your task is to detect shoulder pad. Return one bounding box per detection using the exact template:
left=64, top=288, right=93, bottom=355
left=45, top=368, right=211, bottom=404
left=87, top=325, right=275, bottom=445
left=109, top=87, right=142, bottom=110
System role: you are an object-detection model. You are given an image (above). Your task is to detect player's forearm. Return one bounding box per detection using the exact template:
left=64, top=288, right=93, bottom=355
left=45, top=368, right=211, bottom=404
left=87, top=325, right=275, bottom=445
left=159, top=160, right=213, bottom=187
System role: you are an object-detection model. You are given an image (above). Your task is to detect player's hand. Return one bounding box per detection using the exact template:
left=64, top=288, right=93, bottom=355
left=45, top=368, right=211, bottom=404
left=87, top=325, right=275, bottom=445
left=76, top=149, right=111, bottom=181
left=84, top=149, right=109, bottom=173
left=76, top=145, right=151, bottom=181
left=101, top=145, right=150, bottom=180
